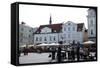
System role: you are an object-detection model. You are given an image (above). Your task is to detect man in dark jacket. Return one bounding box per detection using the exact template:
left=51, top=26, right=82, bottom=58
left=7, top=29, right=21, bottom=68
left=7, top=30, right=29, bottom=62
left=76, top=42, right=80, bottom=61
left=57, top=46, right=62, bottom=62
left=51, top=47, right=56, bottom=60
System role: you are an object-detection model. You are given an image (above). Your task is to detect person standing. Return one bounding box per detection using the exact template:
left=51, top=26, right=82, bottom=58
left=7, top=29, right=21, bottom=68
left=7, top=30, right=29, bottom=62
left=71, top=47, right=75, bottom=60
left=76, top=42, right=80, bottom=61
left=51, top=47, right=56, bottom=60
left=57, top=46, right=62, bottom=62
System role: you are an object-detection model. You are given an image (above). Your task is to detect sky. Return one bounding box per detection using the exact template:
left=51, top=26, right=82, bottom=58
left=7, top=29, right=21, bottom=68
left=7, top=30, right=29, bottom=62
left=19, top=4, right=89, bottom=29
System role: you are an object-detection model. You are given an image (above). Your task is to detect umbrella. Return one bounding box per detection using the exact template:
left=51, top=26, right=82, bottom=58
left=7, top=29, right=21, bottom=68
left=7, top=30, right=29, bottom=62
left=83, top=41, right=95, bottom=45
left=28, top=44, right=34, bottom=47
left=37, top=43, right=48, bottom=46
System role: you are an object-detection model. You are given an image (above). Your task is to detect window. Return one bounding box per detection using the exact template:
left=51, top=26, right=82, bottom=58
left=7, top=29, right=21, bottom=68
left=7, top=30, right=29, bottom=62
left=91, top=29, right=93, bottom=35
left=50, top=36, right=52, bottom=41
left=36, top=37, right=38, bottom=41
left=91, top=20, right=93, bottom=26
left=54, top=36, right=55, bottom=41
left=68, top=23, right=70, bottom=25
left=54, top=30, right=56, bottom=32
left=64, top=27, right=66, bottom=31
left=44, top=37, right=47, bottom=41
left=29, top=30, right=31, bottom=32
left=73, top=27, right=75, bottom=31
left=40, top=37, right=42, bottom=41
left=29, top=35, right=31, bottom=38
left=61, top=36, right=63, bottom=40
left=68, top=27, right=70, bottom=31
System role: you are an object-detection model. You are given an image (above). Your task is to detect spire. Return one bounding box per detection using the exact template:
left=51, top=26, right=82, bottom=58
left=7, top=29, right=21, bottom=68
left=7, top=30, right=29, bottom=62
left=49, top=14, right=52, bottom=25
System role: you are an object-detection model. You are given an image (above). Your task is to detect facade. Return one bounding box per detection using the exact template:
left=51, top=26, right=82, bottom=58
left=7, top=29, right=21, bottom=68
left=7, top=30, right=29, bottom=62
left=87, top=8, right=96, bottom=42
left=34, top=23, right=62, bottom=44
left=62, top=21, right=85, bottom=44
left=34, top=21, right=85, bottom=45
left=19, top=22, right=37, bottom=47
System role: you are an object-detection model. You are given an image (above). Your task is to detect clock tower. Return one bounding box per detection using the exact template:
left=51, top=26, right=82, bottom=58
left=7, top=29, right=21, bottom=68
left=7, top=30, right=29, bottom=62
left=87, top=8, right=96, bottom=42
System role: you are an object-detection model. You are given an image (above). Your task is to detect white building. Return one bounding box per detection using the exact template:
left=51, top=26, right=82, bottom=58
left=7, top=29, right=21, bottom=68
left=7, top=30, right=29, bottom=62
left=87, top=8, right=96, bottom=42
left=34, top=20, right=85, bottom=45
left=62, top=21, right=85, bottom=44
left=19, top=22, right=37, bottom=47
left=34, top=23, right=62, bottom=44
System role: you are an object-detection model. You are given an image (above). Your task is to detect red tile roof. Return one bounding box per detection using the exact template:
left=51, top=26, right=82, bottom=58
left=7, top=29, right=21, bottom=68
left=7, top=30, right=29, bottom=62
left=35, top=23, right=62, bottom=33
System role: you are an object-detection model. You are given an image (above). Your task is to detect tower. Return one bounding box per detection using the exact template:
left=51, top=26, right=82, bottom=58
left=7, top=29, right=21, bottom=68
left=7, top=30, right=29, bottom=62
left=49, top=15, right=52, bottom=25
left=87, top=8, right=96, bottom=42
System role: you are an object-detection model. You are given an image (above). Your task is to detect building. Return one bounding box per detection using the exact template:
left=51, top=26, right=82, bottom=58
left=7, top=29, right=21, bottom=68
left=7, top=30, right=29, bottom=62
left=19, top=22, right=37, bottom=47
left=62, top=21, right=85, bottom=44
left=34, top=17, right=86, bottom=45
left=34, top=23, right=62, bottom=45
left=87, top=8, right=96, bottom=42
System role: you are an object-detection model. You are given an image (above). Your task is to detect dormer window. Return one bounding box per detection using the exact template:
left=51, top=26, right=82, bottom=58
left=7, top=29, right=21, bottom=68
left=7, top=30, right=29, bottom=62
left=54, top=30, right=56, bottom=32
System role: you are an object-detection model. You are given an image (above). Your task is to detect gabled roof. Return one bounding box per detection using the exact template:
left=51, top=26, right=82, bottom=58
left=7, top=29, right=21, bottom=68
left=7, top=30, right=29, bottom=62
left=35, top=23, right=62, bottom=33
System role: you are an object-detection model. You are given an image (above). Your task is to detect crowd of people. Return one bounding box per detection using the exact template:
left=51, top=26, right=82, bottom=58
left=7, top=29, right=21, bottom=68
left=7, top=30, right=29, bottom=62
left=19, top=41, right=96, bottom=63
left=49, top=42, right=96, bottom=62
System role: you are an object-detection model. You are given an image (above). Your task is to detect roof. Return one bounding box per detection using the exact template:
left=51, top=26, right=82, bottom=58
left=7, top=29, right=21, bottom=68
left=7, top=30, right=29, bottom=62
left=77, top=23, right=84, bottom=31
left=35, top=23, right=62, bottom=33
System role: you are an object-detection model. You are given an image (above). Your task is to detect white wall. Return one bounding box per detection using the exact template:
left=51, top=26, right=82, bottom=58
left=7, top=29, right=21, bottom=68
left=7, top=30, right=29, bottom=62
left=0, top=0, right=99, bottom=68
left=34, top=33, right=59, bottom=44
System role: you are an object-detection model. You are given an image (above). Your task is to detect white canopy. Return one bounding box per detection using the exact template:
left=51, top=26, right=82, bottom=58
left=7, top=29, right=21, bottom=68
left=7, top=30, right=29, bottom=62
left=83, top=41, right=95, bottom=45
left=28, top=44, right=34, bottom=47
left=20, top=45, right=26, bottom=47
left=37, top=43, right=60, bottom=46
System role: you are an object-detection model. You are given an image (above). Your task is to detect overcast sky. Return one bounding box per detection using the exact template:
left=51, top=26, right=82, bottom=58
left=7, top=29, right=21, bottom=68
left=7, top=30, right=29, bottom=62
left=19, top=4, right=89, bottom=29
